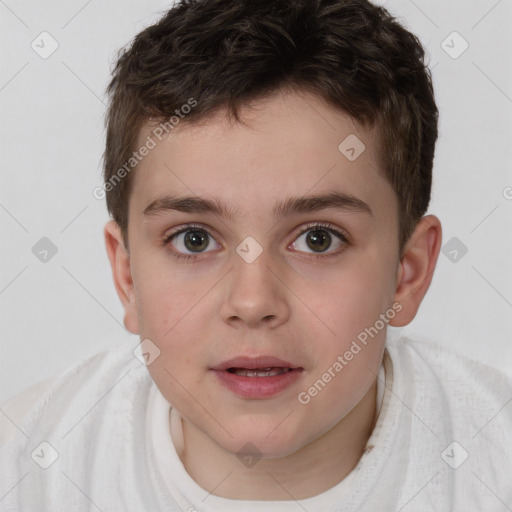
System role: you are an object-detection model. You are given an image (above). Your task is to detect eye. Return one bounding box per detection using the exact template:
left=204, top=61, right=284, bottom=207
left=163, top=224, right=220, bottom=260
left=163, top=221, right=349, bottom=262
left=289, top=222, right=348, bottom=257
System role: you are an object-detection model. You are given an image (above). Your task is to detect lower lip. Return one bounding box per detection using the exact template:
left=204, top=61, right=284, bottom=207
left=211, top=369, right=303, bottom=399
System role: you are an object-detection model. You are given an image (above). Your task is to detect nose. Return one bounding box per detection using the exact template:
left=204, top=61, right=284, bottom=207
left=220, top=246, right=290, bottom=329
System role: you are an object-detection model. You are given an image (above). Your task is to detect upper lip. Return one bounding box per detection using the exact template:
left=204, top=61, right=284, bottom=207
left=211, top=356, right=301, bottom=371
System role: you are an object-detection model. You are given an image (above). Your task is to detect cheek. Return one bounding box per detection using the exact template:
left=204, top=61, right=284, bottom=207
left=294, top=251, right=394, bottom=408
left=132, top=256, right=202, bottom=336
left=132, top=270, right=216, bottom=384
left=302, top=256, right=395, bottom=343
left=296, top=276, right=388, bottom=426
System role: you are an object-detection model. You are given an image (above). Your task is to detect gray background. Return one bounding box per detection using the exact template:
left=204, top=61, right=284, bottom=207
left=1, top=0, right=511, bottom=404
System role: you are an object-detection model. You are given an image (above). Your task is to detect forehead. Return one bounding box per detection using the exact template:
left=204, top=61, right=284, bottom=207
left=129, top=89, right=392, bottom=222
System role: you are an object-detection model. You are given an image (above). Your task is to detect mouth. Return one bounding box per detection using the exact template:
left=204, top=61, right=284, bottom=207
left=226, top=367, right=294, bottom=377
left=211, top=355, right=302, bottom=372
left=210, top=356, right=304, bottom=398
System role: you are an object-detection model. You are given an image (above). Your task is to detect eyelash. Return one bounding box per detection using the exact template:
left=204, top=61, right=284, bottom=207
left=162, top=222, right=350, bottom=262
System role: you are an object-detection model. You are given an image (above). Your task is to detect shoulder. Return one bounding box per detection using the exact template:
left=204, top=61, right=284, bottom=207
left=383, top=333, right=512, bottom=501
left=386, top=332, right=512, bottom=441
left=0, top=342, right=162, bottom=509
left=0, top=375, right=60, bottom=448
left=0, top=341, right=147, bottom=449
left=387, top=333, right=512, bottom=388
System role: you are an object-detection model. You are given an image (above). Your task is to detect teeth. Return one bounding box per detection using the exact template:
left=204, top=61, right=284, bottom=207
left=230, top=367, right=291, bottom=377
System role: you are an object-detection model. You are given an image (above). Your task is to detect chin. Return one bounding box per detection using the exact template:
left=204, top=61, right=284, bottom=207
left=215, top=425, right=307, bottom=460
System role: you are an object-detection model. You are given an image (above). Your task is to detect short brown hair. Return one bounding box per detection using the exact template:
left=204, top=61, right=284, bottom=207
left=103, top=0, right=438, bottom=254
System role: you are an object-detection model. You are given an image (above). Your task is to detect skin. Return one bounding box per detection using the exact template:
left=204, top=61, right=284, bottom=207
left=104, top=88, right=442, bottom=500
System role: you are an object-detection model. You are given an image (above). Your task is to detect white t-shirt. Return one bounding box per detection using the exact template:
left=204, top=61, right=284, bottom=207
left=1, top=334, right=511, bottom=511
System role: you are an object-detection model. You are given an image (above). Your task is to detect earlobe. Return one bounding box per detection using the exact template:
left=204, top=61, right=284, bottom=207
left=104, top=220, right=139, bottom=334
left=389, top=215, right=442, bottom=327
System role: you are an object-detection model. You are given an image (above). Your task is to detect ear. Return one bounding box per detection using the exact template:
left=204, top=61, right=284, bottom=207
left=389, top=215, right=442, bottom=327
left=104, top=220, right=139, bottom=334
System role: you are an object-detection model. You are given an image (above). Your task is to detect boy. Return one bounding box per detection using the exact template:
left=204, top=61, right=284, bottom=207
left=1, top=0, right=511, bottom=510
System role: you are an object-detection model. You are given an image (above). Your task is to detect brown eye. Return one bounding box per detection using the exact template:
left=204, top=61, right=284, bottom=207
left=290, top=223, right=348, bottom=255
left=304, top=228, right=332, bottom=252
left=183, top=229, right=209, bottom=252
left=165, top=225, right=221, bottom=257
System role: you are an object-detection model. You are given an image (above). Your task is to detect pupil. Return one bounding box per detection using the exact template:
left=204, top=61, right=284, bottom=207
left=184, top=230, right=208, bottom=252
left=307, top=229, right=331, bottom=252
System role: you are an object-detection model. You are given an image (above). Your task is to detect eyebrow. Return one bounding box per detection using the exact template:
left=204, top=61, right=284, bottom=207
left=143, top=191, right=373, bottom=221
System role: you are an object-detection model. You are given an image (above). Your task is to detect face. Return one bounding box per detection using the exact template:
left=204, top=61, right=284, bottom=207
left=118, top=89, right=403, bottom=458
